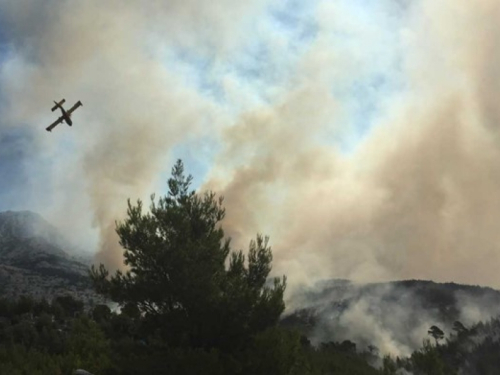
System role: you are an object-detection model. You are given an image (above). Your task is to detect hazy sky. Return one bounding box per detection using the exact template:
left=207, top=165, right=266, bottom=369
left=1, top=0, right=500, bottom=290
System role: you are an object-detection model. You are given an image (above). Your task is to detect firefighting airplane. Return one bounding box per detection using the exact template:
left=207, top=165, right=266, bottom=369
left=46, top=99, right=82, bottom=132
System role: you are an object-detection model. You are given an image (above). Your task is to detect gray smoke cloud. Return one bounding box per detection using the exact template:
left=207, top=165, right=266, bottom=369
left=0, top=0, right=271, bottom=267
left=205, top=0, right=500, bottom=291
left=1, top=0, right=500, bottom=291
left=2, top=0, right=500, bottom=359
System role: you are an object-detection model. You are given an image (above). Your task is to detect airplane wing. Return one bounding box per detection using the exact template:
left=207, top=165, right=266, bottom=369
left=67, top=100, right=83, bottom=115
left=51, top=99, right=66, bottom=112
left=46, top=117, right=64, bottom=132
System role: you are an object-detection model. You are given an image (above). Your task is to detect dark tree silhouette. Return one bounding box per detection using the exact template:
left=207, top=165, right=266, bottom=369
left=90, top=159, right=286, bottom=352
left=428, top=325, right=445, bottom=345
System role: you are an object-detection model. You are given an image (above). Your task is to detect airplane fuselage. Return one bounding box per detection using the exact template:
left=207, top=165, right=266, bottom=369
left=53, top=101, right=73, bottom=126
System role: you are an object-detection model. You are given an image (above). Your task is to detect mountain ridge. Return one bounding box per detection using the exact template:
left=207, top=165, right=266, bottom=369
left=0, top=210, right=102, bottom=304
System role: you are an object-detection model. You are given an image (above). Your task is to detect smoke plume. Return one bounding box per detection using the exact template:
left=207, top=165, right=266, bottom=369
left=206, top=0, right=500, bottom=290
left=1, top=0, right=500, bottom=291
left=0, top=0, right=268, bottom=267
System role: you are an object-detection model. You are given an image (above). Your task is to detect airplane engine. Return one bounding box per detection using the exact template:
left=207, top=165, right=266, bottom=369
left=51, top=98, right=66, bottom=111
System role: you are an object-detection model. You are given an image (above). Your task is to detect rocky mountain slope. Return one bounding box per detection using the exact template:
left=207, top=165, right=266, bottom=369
left=0, top=210, right=101, bottom=304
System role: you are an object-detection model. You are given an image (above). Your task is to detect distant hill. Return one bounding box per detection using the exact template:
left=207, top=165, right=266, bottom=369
left=0, top=210, right=102, bottom=304
left=281, top=279, right=500, bottom=356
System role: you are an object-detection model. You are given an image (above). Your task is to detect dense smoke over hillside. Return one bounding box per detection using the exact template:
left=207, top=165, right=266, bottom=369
left=284, top=280, right=500, bottom=356
left=0, top=0, right=500, bottom=293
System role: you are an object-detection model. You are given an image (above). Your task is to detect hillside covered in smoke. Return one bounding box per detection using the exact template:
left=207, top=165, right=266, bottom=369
left=0, top=210, right=100, bottom=303
left=282, top=279, right=500, bottom=357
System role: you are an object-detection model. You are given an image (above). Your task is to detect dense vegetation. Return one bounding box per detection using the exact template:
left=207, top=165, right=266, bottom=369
left=381, top=317, right=500, bottom=375
left=0, top=295, right=108, bottom=374
left=2, top=293, right=500, bottom=374
left=0, top=160, right=499, bottom=374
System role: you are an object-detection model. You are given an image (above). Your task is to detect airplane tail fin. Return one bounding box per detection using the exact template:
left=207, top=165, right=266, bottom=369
left=51, top=98, right=66, bottom=112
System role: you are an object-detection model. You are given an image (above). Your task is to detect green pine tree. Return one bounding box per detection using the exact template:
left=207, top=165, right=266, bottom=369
left=90, top=159, right=286, bottom=353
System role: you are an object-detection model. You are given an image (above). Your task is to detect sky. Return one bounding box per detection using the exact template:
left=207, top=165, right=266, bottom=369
left=1, top=0, right=500, bottom=291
